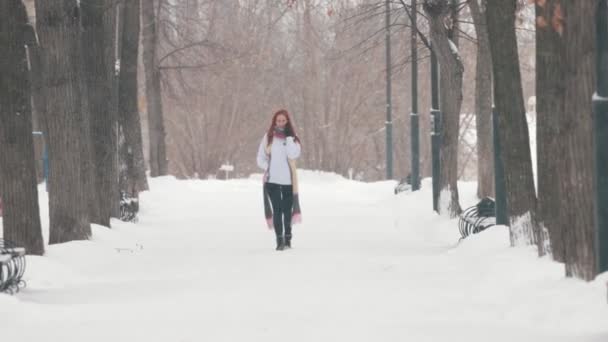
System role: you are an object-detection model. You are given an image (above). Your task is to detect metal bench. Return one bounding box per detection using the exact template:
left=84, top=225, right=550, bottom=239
left=119, top=191, right=139, bottom=223
left=394, top=174, right=420, bottom=194
left=458, top=197, right=497, bottom=239
left=0, top=239, right=27, bottom=294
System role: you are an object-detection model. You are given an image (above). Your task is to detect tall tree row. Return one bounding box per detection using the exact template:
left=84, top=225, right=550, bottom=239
left=484, top=0, right=599, bottom=281
left=3, top=0, right=600, bottom=285
left=153, top=0, right=518, bottom=183
left=157, top=0, right=428, bottom=180
left=0, top=0, right=149, bottom=251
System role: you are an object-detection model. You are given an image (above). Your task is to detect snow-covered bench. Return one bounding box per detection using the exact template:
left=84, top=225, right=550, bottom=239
left=0, top=240, right=26, bottom=294
left=458, top=197, right=496, bottom=240
left=394, top=174, right=419, bottom=194
left=0, top=254, right=11, bottom=265
left=119, top=191, right=139, bottom=223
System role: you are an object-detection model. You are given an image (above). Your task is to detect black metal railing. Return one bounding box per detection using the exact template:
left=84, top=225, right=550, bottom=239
left=0, top=239, right=26, bottom=294
left=458, top=197, right=497, bottom=239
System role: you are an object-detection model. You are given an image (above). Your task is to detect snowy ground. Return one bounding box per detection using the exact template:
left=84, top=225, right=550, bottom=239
left=1, top=171, right=607, bottom=341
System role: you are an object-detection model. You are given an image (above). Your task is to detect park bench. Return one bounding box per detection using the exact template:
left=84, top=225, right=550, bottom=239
left=0, top=239, right=26, bottom=294
left=458, top=197, right=496, bottom=240
left=394, top=174, right=420, bottom=194
left=119, top=191, right=139, bottom=223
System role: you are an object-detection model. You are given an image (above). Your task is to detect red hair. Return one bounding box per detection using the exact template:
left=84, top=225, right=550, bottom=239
left=266, top=109, right=301, bottom=145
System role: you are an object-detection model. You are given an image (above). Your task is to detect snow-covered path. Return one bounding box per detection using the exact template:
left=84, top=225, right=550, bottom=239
left=1, top=172, right=607, bottom=341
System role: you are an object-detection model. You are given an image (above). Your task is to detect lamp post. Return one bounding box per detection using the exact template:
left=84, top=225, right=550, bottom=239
left=385, top=0, right=394, bottom=180
left=410, top=0, right=420, bottom=191
left=430, top=44, right=441, bottom=212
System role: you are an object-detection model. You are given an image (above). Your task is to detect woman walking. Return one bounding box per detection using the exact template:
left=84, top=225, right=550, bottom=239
left=257, top=109, right=302, bottom=251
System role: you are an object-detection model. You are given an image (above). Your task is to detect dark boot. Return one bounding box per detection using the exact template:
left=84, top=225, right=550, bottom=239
left=275, top=236, right=285, bottom=251
left=284, top=234, right=292, bottom=249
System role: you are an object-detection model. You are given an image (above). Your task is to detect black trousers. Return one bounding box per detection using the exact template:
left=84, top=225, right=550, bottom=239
left=265, top=182, right=293, bottom=238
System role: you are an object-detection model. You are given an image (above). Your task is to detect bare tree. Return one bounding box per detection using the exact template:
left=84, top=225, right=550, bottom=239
left=486, top=0, right=538, bottom=247
left=142, top=0, right=168, bottom=177
left=534, top=0, right=597, bottom=280
left=558, top=0, right=596, bottom=280
left=468, top=0, right=494, bottom=199
left=0, top=0, right=44, bottom=255
left=81, top=0, right=120, bottom=226
left=423, top=0, right=463, bottom=217
left=158, top=0, right=440, bottom=182
left=119, top=0, right=149, bottom=202
left=35, top=0, right=92, bottom=243
left=536, top=0, right=565, bottom=260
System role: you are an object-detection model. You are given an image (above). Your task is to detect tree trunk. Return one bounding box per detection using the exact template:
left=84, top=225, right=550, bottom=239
left=486, top=0, right=539, bottom=247
left=104, top=0, right=121, bottom=218
left=119, top=0, right=149, bottom=194
left=536, top=0, right=565, bottom=260
left=77, top=27, right=99, bottom=234
left=304, top=0, right=323, bottom=171
left=26, top=1, right=55, bottom=193
left=423, top=0, right=462, bottom=217
left=297, top=5, right=314, bottom=168
left=560, top=1, right=596, bottom=280
left=107, top=1, right=120, bottom=219
left=35, top=0, right=92, bottom=244
left=142, top=0, right=168, bottom=177
left=469, top=0, right=495, bottom=199
left=0, top=0, right=45, bottom=255
left=81, top=0, right=116, bottom=227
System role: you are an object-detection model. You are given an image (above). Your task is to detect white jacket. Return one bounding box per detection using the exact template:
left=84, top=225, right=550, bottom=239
left=257, top=133, right=301, bottom=185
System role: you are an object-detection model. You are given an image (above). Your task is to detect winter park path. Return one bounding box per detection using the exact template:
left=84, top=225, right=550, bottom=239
left=1, top=171, right=607, bottom=342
